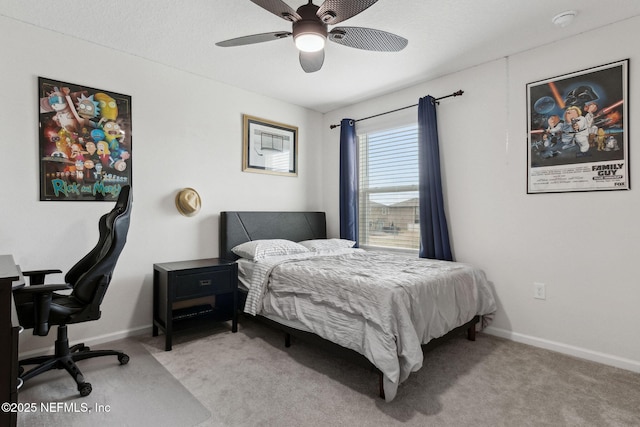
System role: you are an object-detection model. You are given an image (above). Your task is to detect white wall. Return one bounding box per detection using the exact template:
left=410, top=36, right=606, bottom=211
left=323, top=18, right=640, bottom=372
left=0, top=16, right=323, bottom=353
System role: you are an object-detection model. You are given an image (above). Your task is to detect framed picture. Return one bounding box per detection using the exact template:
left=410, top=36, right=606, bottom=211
left=527, top=59, right=629, bottom=194
left=38, top=77, right=132, bottom=201
left=243, top=114, right=297, bottom=176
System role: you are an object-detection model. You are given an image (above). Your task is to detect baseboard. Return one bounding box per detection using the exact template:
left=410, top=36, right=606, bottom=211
left=18, top=324, right=152, bottom=359
left=484, top=326, right=640, bottom=374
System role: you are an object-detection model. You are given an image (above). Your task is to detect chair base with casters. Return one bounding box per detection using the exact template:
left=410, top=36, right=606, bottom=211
left=19, top=324, right=129, bottom=397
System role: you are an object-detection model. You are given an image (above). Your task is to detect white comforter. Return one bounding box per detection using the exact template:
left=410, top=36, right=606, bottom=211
left=242, top=249, right=496, bottom=401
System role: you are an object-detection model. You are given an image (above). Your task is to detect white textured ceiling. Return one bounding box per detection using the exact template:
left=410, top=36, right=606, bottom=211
left=2, top=0, right=640, bottom=113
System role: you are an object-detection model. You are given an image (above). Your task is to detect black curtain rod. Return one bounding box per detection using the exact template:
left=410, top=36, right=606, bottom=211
left=329, top=90, right=464, bottom=129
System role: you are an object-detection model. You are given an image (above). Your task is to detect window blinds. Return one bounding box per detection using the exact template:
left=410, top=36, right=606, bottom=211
left=358, top=123, right=420, bottom=251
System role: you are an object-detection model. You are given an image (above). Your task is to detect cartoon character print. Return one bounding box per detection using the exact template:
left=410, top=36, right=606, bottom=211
left=94, top=93, right=118, bottom=124
left=75, top=94, right=101, bottom=129
left=604, top=136, right=620, bottom=151
left=41, top=87, right=80, bottom=133
left=596, top=128, right=606, bottom=151
left=560, top=106, right=590, bottom=154
left=96, top=141, right=111, bottom=167
left=583, top=102, right=599, bottom=147
left=545, top=115, right=562, bottom=147
left=39, top=81, right=131, bottom=193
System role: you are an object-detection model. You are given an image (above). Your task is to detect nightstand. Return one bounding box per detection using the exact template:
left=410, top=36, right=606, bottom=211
left=152, top=258, right=238, bottom=351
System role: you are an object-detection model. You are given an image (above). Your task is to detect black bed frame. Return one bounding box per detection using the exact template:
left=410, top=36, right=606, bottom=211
left=219, top=211, right=478, bottom=399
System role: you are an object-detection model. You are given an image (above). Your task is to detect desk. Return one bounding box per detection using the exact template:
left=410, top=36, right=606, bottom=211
left=1, top=254, right=22, bottom=427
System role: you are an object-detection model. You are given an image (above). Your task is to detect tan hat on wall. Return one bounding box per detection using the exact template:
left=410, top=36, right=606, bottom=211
left=175, top=188, right=201, bottom=217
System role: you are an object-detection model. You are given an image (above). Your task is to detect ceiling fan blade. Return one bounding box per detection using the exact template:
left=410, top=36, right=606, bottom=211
left=216, top=31, right=292, bottom=47
left=317, top=0, right=379, bottom=25
left=299, top=50, right=325, bottom=73
left=250, top=0, right=301, bottom=22
left=329, top=27, right=407, bottom=51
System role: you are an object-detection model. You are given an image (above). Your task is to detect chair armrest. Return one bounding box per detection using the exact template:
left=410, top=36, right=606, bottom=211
left=14, top=283, right=72, bottom=294
left=22, top=269, right=63, bottom=285
left=13, top=283, right=72, bottom=336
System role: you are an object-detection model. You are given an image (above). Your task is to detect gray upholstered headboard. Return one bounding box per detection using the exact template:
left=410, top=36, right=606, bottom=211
left=219, top=211, right=327, bottom=260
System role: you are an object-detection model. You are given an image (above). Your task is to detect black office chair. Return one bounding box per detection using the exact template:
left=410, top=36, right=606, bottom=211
left=13, top=185, right=132, bottom=397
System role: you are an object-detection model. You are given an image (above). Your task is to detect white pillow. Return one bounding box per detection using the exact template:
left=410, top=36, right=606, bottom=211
left=298, top=238, right=356, bottom=252
left=232, top=239, right=309, bottom=261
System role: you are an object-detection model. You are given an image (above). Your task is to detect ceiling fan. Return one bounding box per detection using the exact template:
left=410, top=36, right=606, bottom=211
left=215, top=0, right=408, bottom=73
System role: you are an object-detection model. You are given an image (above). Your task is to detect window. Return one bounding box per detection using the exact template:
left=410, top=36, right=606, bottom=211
left=358, top=123, right=420, bottom=251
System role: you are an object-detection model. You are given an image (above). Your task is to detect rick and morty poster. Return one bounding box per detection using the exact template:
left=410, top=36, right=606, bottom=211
left=39, top=77, right=132, bottom=201
left=527, top=60, right=628, bottom=194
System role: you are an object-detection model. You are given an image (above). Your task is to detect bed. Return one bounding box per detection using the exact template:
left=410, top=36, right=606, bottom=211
left=219, top=211, right=496, bottom=401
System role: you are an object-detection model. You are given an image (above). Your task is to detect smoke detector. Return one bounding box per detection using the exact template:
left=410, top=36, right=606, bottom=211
left=552, top=10, right=577, bottom=27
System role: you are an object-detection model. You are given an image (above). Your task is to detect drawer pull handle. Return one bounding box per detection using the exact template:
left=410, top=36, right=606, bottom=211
left=199, top=279, right=212, bottom=286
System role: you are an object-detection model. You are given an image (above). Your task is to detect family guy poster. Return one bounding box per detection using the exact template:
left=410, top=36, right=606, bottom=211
left=527, top=60, right=628, bottom=193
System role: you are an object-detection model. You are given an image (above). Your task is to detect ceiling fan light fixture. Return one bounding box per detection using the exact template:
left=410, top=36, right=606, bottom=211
left=292, top=11, right=327, bottom=53
left=295, top=33, right=326, bottom=52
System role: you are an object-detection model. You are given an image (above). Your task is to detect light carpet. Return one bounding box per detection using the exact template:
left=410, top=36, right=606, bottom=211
left=18, top=317, right=640, bottom=426
left=142, top=316, right=640, bottom=427
left=16, top=336, right=211, bottom=427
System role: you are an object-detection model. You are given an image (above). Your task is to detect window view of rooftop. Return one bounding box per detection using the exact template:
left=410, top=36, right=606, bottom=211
left=358, top=124, right=419, bottom=250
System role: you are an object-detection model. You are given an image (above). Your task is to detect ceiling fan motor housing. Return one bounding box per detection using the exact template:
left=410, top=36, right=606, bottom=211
left=293, top=2, right=328, bottom=43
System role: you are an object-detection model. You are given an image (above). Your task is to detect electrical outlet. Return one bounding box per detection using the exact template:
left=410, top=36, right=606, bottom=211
left=534, top=282, right=546, bottom=300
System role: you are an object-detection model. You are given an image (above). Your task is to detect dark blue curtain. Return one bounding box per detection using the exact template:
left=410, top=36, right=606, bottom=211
left=339, top=118, right=358, bottom=245
left=418, top=96, right=453, bottom=260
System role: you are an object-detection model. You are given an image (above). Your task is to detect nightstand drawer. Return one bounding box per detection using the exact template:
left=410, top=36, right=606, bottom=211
left=175, top=268, right=234, bottom=300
